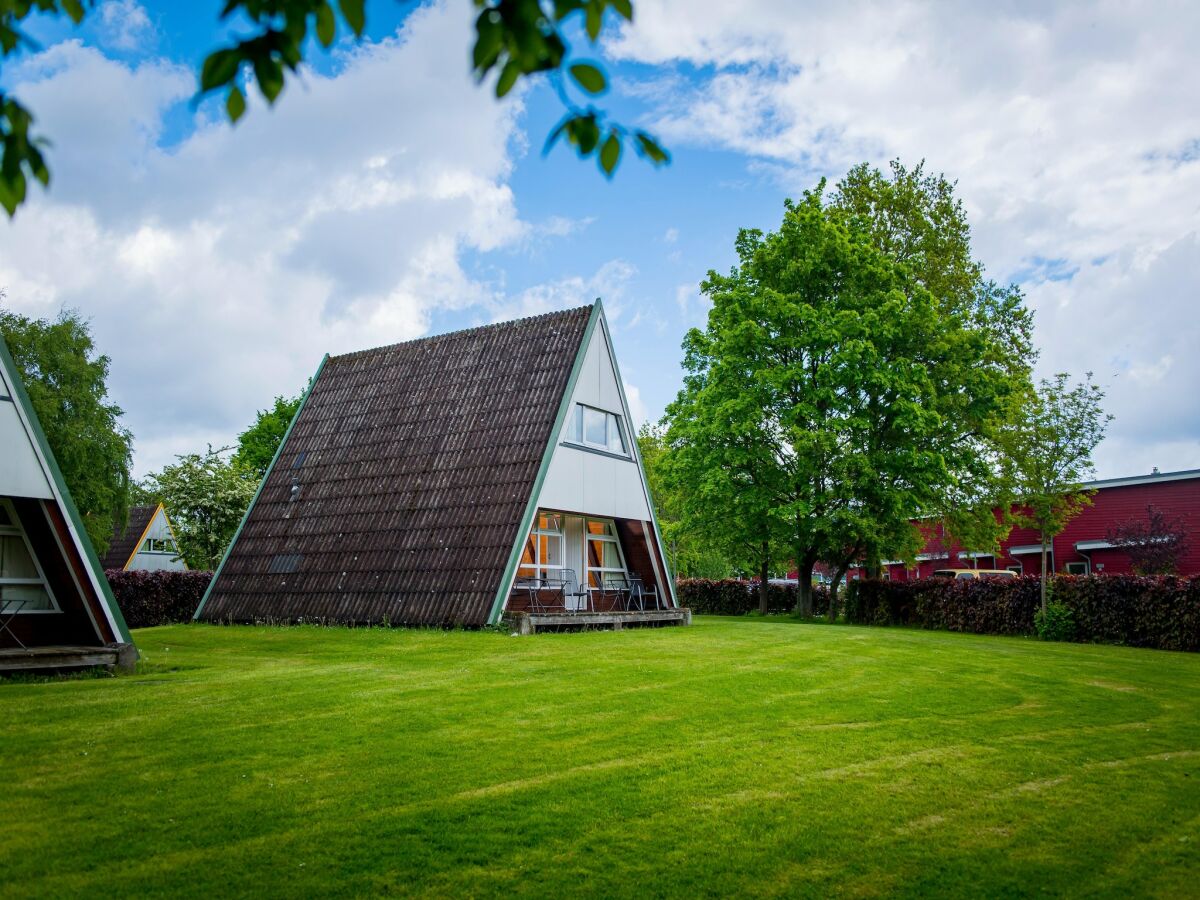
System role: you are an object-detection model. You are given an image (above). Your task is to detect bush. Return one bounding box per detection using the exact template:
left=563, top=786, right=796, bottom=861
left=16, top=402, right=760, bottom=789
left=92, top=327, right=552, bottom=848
left=843, top=574, right=1200, bottom=652
left=106, top=570, right=213, bottom=629
left=1035, top=602, right=1075, bottom=642
left=677, top=579, right=829, bottom=616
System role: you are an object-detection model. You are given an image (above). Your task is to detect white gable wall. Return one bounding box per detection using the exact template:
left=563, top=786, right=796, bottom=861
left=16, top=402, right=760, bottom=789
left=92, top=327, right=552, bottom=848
left=127, top=507, right=188, bottom=572
left=536, top=323, right=650, bottom=521
left=0, top=362, right=53, bottom=499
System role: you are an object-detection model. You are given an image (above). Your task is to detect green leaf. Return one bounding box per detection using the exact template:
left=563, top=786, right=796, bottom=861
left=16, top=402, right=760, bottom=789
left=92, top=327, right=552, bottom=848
left=610, top=0, right=633, bottom=20
left=226, top=85, right=246, bottom=123
left=315, top=4, right=336, bottom=47
left=585, top=2, right=602, bottom=40
left=253, top=57, right=284, bottom=104
left=569, top=62, right=606, bottom=94
left=599, top=132, right=620, bottom=176
left=572, top=115, right=600, bottom=154
left=472, top=13, right=503, bottom=73
left=635, top=131, right=670, bottom=165
left=200, top=49, right=242, bottom=91
left=61, top=0, right=85, bottom=24
left=495, top=59, right=520, bottom=98
left=338, top=0, right=366, bottom=36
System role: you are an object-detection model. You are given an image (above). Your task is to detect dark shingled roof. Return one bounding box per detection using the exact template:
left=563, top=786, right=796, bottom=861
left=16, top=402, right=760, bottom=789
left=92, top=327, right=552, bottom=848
left=198, top=304, right=595, bottom=626
left=100, top=505, right=157, bottom=570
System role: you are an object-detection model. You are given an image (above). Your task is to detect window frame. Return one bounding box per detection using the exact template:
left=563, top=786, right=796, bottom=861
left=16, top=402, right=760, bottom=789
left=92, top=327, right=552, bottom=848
left=141, top=537, right=179, bottom=556
left=563, top=403, right=630, bottom=458
left=517, top=513, right=566, bottom=582
left=1065, top=561, right=1089, bottom=576
left=584, top=517, right=629, bottom=591
left=0, top=498, right=59, bottom=614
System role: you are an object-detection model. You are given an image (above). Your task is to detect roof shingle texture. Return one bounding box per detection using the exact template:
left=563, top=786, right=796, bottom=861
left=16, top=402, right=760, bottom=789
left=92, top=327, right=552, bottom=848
left=199, top=305, right=593, bottom=626
left=100, top=505, right=157, bottom=570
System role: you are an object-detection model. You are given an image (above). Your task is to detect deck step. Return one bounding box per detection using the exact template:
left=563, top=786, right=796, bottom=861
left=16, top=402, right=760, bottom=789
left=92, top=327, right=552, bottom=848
left=504, top=609, right=691, bottom=635
left=0, top=645, right=124, bottom=674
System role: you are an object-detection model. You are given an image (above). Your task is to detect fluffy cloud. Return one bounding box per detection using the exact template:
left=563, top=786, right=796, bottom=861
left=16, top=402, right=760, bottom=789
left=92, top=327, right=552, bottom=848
left=1, top=2, right=527, bottom=474
left=612, top=1, right=1200, bottom=476
left=96, top=0, right=156, bottom=52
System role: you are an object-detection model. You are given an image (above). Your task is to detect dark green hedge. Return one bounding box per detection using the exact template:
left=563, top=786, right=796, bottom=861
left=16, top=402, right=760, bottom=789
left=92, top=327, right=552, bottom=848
left=105, top=569, right=213, bottom=629
left=677, top=579, right=830, bottom=616
left=844, top=575, right=1200, bottom=652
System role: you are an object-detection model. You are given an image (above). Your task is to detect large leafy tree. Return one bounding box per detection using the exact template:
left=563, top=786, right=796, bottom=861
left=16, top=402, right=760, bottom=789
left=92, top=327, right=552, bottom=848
left=667, top=188, right=956, bottom=616
left=233, top=393, right=302, bottom=481
left=135, top=448, right=258, bottom=570
left=998, top=373, right=1110, bottom=610
left=0, top=0, right=667, bottom=216
left=0, top=305, right=133, bottom=554
left=829, top=161, right=1035, bottom=569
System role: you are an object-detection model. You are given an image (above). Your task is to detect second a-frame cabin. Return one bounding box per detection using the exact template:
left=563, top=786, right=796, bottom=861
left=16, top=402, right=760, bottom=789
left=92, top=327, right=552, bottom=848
left=196, top=302, right=685, bottom=632
left=1, top=335, right=137, bottom=672
left=100, top=504, right=188, bottom=573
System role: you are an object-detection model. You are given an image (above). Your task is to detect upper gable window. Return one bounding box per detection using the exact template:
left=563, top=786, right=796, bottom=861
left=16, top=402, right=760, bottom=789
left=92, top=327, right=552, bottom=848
left=564, top=403, right=628, bottom=456
left=0, top=499, right=56, bottom=612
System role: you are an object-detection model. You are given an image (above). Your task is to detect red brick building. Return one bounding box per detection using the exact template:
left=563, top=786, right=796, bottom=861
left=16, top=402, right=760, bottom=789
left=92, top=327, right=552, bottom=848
left=838, top=468, right=1200, bottom=581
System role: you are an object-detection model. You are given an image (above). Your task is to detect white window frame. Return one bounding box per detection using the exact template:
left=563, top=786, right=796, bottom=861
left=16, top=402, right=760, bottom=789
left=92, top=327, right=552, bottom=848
left=141, top=537, right=178, bottom=556
left=584, top=518, right=628, bottom=591
left=1065, top=561, right=1089, bottom=576
left=563, top=403, right=629, bottom=457
left=518, top=513, right=565, bottom=581
left=1007, top=564, right=1023, bottom=575
left=0, top=498, right=59, bottom=614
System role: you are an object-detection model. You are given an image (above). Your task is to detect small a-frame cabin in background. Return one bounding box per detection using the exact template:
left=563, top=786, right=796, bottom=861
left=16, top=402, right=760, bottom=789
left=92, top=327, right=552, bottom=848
left=0, top=335, right=136, bottom=672
left=197, top=302, right=686, bottom=632
left=100, top=504, right=188, bottom=573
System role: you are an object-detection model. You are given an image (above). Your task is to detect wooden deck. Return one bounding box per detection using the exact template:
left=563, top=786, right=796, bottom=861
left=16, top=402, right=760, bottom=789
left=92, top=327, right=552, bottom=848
left=504, top=608, right=691, bottom=635
left=0, top=643, right=136, bottom=674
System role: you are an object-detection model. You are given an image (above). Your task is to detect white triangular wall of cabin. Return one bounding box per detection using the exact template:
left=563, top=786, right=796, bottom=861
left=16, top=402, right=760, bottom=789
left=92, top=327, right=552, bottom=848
left=536, top=322, right=651, bottom=522
left=0, top=362, right=53, bottom=500
left=127, top=507, right=188, bottom=572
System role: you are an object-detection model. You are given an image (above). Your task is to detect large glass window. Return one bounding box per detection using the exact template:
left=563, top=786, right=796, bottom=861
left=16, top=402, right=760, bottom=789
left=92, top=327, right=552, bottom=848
left=0, top=500, right=55, bottom=611
left=585, top=519, right=628, bottom=590
left=142, top=538, right=178, bottom=555
left=564, top=403, right=628, bottom=456
left=518, top=513, right=565, bottom=581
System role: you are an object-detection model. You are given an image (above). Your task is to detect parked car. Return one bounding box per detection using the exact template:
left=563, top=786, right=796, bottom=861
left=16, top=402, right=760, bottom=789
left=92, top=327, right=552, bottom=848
left=930, top=568, right=1017, bottom=581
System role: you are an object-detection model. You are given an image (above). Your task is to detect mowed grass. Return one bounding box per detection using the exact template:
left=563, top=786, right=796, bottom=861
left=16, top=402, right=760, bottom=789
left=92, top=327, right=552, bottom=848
left=2, top=619, right=1199, bottom=898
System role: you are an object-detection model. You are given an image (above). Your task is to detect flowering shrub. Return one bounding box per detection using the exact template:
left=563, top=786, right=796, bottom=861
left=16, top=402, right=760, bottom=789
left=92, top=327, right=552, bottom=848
left=106, top=570, right=214, bottom=629
left=677, top=579, right=830, bottom=616
left=844, top=574, right=1199, bottom=652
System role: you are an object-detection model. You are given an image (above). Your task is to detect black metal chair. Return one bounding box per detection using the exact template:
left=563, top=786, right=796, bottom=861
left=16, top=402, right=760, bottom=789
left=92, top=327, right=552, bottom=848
left=627, top=574, right=660, bottom=611
left=599, top=575, right=631, bottom=612
left=558, top=569, right=590, bottom=613
left=0, top=595, right=28, bottom=649
left=514, top=575, right=552, bottom=614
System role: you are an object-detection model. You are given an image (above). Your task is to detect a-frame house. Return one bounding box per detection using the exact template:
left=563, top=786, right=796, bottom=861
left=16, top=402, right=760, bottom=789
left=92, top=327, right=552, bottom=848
left=0, top=335, right=137, bottom=672
left=196, top=302, right=684, bottom=631
left=100, top=504, right=188, bottom=572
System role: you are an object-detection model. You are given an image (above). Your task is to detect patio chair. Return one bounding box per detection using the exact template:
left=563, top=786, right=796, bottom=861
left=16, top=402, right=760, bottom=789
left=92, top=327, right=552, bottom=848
left=599, top=575, right=631, bottom=613
left=559, top=569, right=590, bottom=613
left=514, top=575, right=552, bottom=614
left=627, top=574, right=661, bottom=611
left=0, top=595, right=28, bottom=649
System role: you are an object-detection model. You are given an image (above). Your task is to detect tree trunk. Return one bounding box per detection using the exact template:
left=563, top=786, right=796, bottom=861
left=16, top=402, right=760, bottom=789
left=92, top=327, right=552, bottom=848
left=794, top=554, right=816, bottom=617
left=1040, top=531, right=1049, bottom=613
left=829, top=563, right=849, bottom=622
left=863, top=542, right=881, bottom=580
left=759, top=544, right=770, bottom=616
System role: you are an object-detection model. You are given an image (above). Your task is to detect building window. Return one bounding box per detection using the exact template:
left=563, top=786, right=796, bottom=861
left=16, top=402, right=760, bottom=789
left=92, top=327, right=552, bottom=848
left=585, top=518, right=628, bottom=589
left=0, top=499, right=56, bottom=612
left=142, top=538, right=178, bottom=555
left=1007, top=564, right=1023, bottom=575
left=518, top=514, right=564, bottom=581
left=564, top=403, right=628, bottom=456
left=1065, top=561, right=1089, bottom=575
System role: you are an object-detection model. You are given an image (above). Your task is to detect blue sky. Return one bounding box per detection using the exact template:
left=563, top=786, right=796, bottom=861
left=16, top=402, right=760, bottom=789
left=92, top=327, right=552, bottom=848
left=2, top=1, right=1198, bottom=479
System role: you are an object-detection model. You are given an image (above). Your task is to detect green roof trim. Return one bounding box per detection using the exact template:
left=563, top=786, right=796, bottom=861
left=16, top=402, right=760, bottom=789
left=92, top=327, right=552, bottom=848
left=194, top=353, right=329, bottom=621
left=0, top=332, right=133, bottom=644
left=487, top=301, right=602, bottom=625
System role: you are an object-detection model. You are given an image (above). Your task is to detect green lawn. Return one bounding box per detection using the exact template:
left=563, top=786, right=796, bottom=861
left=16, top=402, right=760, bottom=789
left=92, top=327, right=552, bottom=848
left=2, top=618, right=1198, bottom=898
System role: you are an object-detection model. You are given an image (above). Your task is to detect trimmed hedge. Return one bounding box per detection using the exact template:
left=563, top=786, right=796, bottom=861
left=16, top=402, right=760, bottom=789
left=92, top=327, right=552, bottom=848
left=844, top=574, right=1200, bottom=652
left=677, top=579, right=830, bottom=617
left=106, top=569, right=213, bottom=629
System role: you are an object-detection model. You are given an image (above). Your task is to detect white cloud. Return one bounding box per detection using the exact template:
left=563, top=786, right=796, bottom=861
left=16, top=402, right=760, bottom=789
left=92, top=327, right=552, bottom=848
left=0, top=2, right=527, bottom=475
left=487, top=259, right=636, bottom=323
left=611, top=1, right=1200, bottom=476
left=97, top=0, right=156, bottom=52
